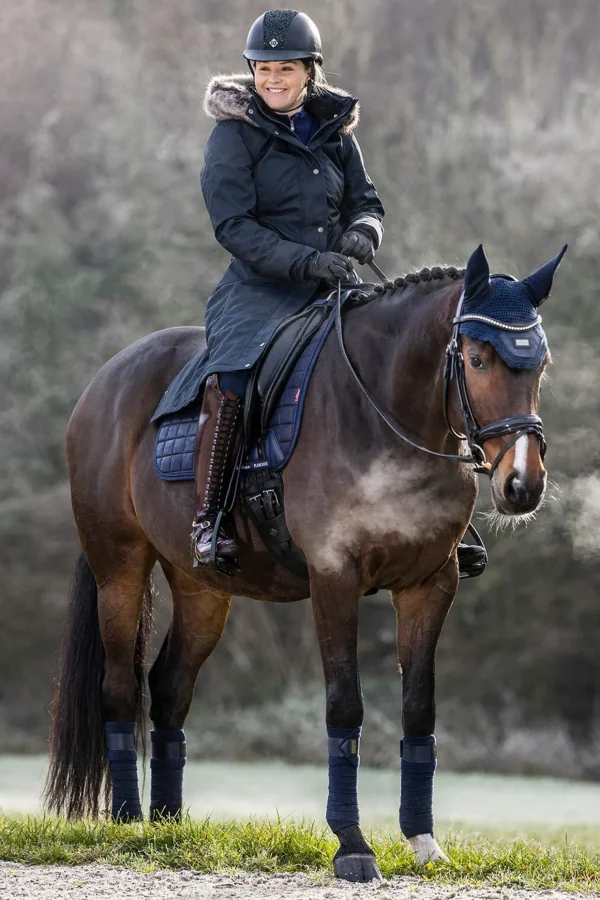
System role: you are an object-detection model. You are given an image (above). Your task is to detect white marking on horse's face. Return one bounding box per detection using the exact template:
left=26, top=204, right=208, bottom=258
left=513, top=434, right=530, bottom=481
left=408, top=833, right=449, bottom=864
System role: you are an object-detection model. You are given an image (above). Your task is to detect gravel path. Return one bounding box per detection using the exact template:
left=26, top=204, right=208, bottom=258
left=0, top=863, right=580, bottom=900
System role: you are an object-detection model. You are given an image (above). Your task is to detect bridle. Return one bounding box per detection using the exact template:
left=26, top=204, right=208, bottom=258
left=335, top=274, right=547, bottom=478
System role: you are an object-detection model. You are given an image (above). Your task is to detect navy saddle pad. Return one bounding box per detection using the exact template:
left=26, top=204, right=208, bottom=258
left=153, top=408, right=200, bottom=481
left=154, top=306, right=336, bottom=482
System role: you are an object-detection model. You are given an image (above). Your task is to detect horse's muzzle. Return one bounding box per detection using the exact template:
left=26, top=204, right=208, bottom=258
left=505, top=469, right=546, bottom=513
left=493, top=468, right=547, bottom=515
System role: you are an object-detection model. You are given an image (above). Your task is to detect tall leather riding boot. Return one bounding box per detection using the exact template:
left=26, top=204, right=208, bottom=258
left=190, top=374, right=242, bottom=567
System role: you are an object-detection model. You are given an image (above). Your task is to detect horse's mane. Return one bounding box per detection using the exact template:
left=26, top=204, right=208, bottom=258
left=348, top=265, right=466, bottom=307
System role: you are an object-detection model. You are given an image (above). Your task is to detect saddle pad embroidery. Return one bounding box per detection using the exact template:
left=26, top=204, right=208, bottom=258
left=153, top=308, right=336, bottom=482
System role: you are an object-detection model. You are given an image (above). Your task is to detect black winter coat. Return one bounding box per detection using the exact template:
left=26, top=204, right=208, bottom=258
left=152, top=73, right=384, bottom=420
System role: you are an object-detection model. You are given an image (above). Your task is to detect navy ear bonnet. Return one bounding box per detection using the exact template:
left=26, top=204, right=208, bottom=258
left=461, top=277, right=548, bottom=369
left=459, top=244, right=567, bottom=370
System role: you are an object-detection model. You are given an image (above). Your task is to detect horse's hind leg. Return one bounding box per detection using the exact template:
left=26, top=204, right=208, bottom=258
left=310, top=565, right=382, bottom=884
left=45, top=529, right=156, bottom=821
left=148, top=562, right=231, bottom=819
left=392, top=560, right=458, bottom=864
left=97, top=542, right=157, bottom=820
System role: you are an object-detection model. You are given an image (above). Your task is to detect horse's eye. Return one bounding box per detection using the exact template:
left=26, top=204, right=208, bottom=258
left=469, top=356, right=484, bottom=369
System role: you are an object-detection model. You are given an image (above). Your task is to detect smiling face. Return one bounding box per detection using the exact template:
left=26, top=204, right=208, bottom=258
left=253, top=59, right=311, bottom=113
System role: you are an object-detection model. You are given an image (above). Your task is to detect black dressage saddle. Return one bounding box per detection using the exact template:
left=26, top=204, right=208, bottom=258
left=252, top=299, right=333, bottom=433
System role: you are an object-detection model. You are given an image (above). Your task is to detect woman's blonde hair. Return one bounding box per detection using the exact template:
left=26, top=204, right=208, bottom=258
left=309, top=61, right=329, bottom=96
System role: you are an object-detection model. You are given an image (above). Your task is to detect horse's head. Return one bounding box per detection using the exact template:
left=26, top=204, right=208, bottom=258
left=457, top=243, right=567, bottom=517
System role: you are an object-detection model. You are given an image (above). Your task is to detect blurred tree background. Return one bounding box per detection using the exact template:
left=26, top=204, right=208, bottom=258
left=1, top=0, right=600, bottom=777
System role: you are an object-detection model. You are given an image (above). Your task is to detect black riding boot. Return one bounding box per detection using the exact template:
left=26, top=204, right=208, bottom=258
left=190, top=375, right=242, bottom=568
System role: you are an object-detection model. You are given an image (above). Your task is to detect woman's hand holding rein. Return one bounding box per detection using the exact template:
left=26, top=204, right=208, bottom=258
left=302, top=251, right=353, bottom=284
left=339, top=229, right=376, bottom=264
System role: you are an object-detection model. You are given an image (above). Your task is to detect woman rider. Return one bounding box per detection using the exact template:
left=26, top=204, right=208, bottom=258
left=191, top=9, right=385, bottom=568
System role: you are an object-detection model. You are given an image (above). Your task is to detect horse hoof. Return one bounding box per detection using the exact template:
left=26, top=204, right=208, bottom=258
left=408, top=834, right=449, bottom=864
left=334, top=853, right=383, bottom=883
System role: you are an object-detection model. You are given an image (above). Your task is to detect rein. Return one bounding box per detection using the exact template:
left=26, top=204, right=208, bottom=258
left=335, top=275, right=547, bottom=478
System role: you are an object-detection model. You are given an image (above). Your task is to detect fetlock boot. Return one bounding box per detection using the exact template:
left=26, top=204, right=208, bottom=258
left=190, top=374, right=242, bottom=567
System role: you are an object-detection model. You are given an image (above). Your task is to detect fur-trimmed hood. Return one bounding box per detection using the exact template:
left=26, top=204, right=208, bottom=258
left=203, top=72, right=360, bottom=134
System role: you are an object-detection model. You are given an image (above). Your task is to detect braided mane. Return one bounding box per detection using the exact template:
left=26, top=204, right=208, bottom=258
left=347, top=265, right=466, bottom=306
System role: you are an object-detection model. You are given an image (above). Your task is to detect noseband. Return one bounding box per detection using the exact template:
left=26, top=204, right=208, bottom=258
left=335, top=277, right=547, bottom=478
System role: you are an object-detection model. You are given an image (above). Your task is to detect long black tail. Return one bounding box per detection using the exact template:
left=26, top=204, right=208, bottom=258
left=44, top=550, right=153, bottom=818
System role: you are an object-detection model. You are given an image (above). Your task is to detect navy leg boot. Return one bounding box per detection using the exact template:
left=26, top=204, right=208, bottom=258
left=326, top=727, right=381, bottom=882
left=400, top=735, right=447, bottom=863
left=150, top=728, right=187, bottom=820
left=105, top=722, right=142, bottom=821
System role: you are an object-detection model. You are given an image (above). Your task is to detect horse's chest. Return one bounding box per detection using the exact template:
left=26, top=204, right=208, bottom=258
left=360, top=494, right=470, bottom=588
left=306, top=463, right=475, bottom=580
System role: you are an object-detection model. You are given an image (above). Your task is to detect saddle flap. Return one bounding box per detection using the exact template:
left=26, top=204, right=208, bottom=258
left=257, top=304, right=331, bottom=433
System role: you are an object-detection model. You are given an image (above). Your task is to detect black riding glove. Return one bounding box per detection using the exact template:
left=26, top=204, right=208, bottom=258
left=303, top=251, right=353, bottom=284
left=339, top=229, right=375, bottom=265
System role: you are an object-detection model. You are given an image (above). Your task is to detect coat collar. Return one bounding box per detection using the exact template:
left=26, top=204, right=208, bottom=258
left=203, top=72, right=360, bottom=134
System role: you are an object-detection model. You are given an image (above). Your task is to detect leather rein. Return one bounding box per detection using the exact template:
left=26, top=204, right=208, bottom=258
left=335, top=274, right=547, bottom=478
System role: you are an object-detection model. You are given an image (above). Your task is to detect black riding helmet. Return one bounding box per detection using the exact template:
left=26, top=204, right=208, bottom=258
left=243, top=9, right=323, bottom=64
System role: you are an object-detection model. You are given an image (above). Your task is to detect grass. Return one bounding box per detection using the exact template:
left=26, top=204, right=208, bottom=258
left=1, top=816, right=600, bottom=891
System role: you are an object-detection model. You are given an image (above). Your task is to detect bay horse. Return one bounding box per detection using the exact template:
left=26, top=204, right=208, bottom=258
left=45, top=244, right=565, bottom=882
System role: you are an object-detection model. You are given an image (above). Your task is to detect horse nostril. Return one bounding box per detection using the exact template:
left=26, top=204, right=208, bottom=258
left=504, top=470, right=543, bottom=512
left=504, top=471, right=522, bottom=504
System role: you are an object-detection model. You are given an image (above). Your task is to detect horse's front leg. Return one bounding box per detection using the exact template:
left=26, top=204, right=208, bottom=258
left=392, top=559, right=458, bottom=864
left=310, top=565, right=382, bottom=884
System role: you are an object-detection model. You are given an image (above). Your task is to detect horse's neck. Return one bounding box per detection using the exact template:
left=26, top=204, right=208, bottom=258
left=344, top=283, right=460, bottom=450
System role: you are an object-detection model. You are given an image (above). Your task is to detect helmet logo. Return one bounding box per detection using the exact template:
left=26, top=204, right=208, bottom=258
left=269, top=38, right=279, bottom=47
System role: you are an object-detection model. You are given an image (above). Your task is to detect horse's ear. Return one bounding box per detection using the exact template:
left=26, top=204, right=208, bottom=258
left=522, top=244, right=568, bottom=307
left=463, top=244, right=490, bottom=301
